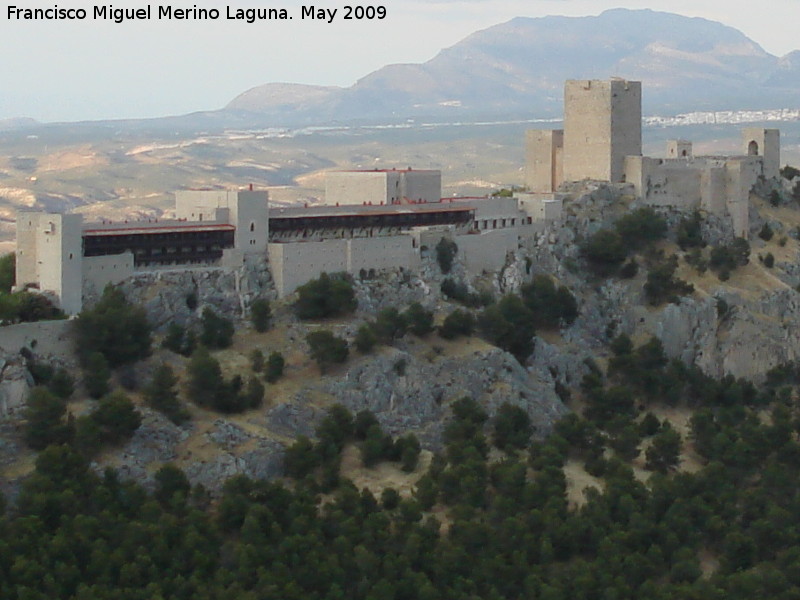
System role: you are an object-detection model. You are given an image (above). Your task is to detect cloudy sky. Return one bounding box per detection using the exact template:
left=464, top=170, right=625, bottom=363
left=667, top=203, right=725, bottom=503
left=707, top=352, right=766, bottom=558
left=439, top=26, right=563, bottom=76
left=1, top=0, right=798, bottom=122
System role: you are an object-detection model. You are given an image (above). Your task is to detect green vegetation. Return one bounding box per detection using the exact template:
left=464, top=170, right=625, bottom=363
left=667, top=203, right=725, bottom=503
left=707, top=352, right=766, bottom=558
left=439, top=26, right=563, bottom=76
left=440, top=277, right=491, bottom=307
left=187, top=347, right=262, bottom=413
left=676, top=211, right=705, bottom=250
left=0, top=252, right=14, bottom=293
left=83, top=352, right=111, bottom=399
left=439, top=308, right=475, bottom=340
left=403, top=302, right=435, bottom=337
left=199, top=307, right=235, bottom=349
left=10, top=346, right=800, bottom=600
left=265, top=351, right=285, bottom=383
left=582, top=208, right=668, bottom=275
left=644, top=254, right=694, bottom=305
left=520, top=275, right=579, bottom=328
left=162, top=323, right=197, bottom=357
left=0, top=290, right=64, bottom=324
left=294, top=272, right=358, bottom=319
left=24, top=386, right=141, bottom=455
left=709, top=238, right=751, bottom=280
left=306, top=330, right=349, bottom=373
left=478, top=295, right=536, bottom=361
left=143, top=364, right=189, bottom=425
left=435, top=237, right=458, bottom=274
left=250, top=298, right=271, bottom=332
left=74, top=286, right=151, bottom=367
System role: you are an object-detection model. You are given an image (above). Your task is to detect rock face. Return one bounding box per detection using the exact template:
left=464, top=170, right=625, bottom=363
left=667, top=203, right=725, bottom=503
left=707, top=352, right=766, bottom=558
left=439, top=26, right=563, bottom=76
left=269, top=345, right=568, bottom=451
left=99, top=256, right=274, bottom=331
left=108, top=412, right=286, bottom=494
left=0, top=355, right=32, bottom=417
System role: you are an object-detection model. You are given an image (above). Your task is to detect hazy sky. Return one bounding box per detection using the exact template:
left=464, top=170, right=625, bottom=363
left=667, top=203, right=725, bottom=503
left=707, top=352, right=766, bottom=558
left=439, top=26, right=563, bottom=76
left=1, top=0, right=798, bottom=122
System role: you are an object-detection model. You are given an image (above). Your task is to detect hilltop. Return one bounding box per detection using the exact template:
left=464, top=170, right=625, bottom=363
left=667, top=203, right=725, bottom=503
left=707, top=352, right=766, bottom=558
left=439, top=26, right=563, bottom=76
left=230, top=9, right=800, bottom=123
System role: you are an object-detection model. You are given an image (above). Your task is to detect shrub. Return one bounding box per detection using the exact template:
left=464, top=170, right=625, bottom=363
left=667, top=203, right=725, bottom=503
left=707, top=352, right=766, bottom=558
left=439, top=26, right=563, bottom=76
left=435, top=237, right=458, bottom=274
left=162, top=323, right=196, bottom=357
left=439, top=309, right=475, bottom=340
left=395, top=434, right=421, bottom=472
left=781, top=165, right=800, bottom=180
left=619, top=259, right=639, bottom=279
left=294, top=273, right=357, bottom=320
left=74, top=286, right=151, bottom=367
left=143, top=364, right=189, bottom=425
left=84, top=352, right=111, bottom=400
left=710, top=238, right=750, bottom=276
left=440, top=278, right=484, bottom=307
left=645, top=424, right=681, bottom=472
left=676, top=211, right=705, bottom=250
left=492, top=403, right=532, bottom=452
left=581, top=229, right=627, bottom=275
left=200, top=307, right=234, bottom=349
left=763, top=253, right=775, bottom=268
left=0, top=253, right=14, bottom=294
left=250, top=349, right=264, bottom=373
left=615, top=207, right=667, bottom=250
left=759, top=222, right=774, bottom=242
left=520, top=275, right=579, bottom=328
left=372, top=307, right=407, bottom=343
left=250, top=298, right=271, bottom=332
left=154, top=464, right=191, bottom=506
left=284, top=436, right=319, bottom=479
left=403, top=302, right=435, bottom=336
left=306, top=330, right=349, bottom=373
left=265, top=351, right=285, bottom=383
left=644, top=255, right=694, bottom=305
left=478, top=295, right=535, bottom=361
left=186, top=346, right=224, bottom=408
left=89, top=390, right=142, bottom=444
left=354, top=323, right=378, bottom=353
left=48, top=368, right=75, bottom=400
left=23, top=387, right=71, bottom=450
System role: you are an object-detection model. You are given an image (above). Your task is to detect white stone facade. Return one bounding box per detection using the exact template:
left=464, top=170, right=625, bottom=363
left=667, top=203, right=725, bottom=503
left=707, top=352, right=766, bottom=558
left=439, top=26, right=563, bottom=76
left=325, top=169, right=442, bottom=206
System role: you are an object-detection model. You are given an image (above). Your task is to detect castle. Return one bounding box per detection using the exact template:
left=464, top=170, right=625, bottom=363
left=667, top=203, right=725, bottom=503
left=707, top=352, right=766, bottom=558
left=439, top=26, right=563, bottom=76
left=525, top=79, right=779, bottom=237
left=14, top=79, right=781, bottom=315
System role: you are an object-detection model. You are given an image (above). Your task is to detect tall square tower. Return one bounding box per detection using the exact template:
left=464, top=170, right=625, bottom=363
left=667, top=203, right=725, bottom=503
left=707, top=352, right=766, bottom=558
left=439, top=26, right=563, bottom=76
left=742, top=128, right=780, bottom=181
left=563, top=79, right=642, bottom=183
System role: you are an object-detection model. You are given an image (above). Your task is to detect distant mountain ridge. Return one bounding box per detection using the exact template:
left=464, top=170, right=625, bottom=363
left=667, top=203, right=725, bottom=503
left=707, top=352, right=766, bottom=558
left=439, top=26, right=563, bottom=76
left=228, top=8, right=800, bottom=123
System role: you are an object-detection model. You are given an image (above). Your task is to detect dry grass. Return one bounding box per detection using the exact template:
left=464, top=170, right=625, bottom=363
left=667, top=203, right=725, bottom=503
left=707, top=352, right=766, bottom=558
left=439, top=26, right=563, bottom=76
left=563, top=458, right=604, bottom=508
left=339, top=444, right=432, bottom=499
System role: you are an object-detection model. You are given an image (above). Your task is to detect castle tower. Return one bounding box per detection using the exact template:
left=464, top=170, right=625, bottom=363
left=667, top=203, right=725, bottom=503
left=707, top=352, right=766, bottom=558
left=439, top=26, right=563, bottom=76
left=742, top=128, right=780, bottom=180
left=667, top=140, right=693, bottom=159
left=563, top=79, right=642, bottom=183
left=15, top=212, right=83, bottom=315
left=525, top=129, right=564, bottom=192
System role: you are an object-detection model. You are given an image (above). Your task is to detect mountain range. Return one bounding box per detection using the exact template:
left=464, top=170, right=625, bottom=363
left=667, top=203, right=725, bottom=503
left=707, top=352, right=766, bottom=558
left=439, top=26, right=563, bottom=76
left=226, top=9, right=800, bottom=125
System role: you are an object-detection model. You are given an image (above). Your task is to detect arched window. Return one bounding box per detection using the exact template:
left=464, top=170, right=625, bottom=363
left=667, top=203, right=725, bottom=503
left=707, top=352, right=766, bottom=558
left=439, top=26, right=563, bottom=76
left=748, top=140, right=759, bottom=156
left=250, top=222, right=255, bottom=232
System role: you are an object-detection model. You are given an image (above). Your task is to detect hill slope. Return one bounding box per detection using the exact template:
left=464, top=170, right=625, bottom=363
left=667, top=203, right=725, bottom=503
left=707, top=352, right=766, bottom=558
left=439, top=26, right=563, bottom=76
left=230, top=9, right=800, bottom=122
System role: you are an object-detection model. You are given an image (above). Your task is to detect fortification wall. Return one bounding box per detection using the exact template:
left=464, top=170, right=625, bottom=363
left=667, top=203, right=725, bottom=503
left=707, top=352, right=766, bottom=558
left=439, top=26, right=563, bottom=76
left=456, top=228, right=519, bottom=275
left=326, top=172, right=390, bottom=206
left=726, top=157, right=761, bottom=237
left=516, top=193, right=564, bottom=222
left=525, top=130, right=564, bottom=192
left=0, top=319, right=74, bottom=358
left=269, top=234, right=423, bottom=297
left=82, top=253, right=135, bottom=297
left=399, top=170, right=441, bottom=203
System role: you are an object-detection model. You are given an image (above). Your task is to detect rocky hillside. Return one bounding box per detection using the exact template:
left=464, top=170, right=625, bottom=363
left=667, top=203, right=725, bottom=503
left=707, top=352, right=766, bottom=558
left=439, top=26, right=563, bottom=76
left=229, top=9, right=800, bottom=122
left=3, top=173, right=800, bottom=500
